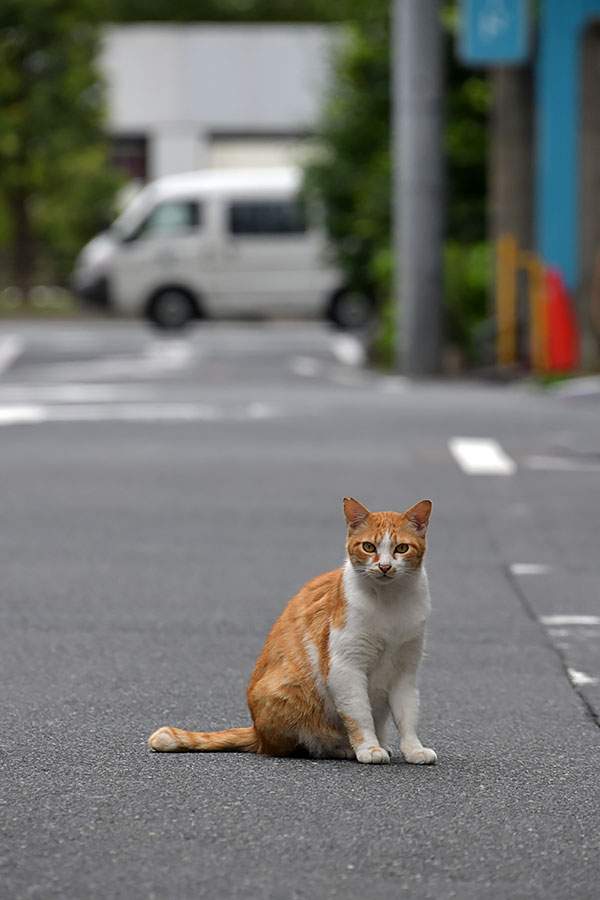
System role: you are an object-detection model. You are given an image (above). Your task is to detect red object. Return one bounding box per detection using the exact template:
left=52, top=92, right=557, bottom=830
left=545, top=268, right=579, bottom=372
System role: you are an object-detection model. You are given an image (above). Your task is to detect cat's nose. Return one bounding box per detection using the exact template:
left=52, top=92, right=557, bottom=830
left=379, top=564, right=392, bottom=574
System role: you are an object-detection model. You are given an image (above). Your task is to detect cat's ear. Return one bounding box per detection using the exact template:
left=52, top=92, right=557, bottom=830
left=404, top=499, right=432, bottom=535
left=343, top=497, right=371, bottom=531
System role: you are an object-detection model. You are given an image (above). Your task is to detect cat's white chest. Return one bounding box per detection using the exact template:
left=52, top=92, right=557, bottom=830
left=329, top=563, right=431, bottom=689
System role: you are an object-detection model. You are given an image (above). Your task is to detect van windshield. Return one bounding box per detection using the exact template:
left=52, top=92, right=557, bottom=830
left=110, top=189, right=155, bottom=241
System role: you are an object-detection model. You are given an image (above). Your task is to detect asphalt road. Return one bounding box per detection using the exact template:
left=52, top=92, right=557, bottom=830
left=1, top=320, right=599, bottom=900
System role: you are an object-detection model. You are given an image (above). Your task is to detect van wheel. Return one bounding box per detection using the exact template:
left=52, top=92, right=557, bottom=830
left=147, top=289, right=198, bottom=330
left=329, top=289, right=375, bottom=330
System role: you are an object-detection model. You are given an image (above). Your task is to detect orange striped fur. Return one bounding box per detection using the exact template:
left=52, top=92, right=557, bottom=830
left=149, top=498, right=437, bottom=765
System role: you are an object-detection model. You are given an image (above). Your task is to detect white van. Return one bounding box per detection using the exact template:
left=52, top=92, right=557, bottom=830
left=72, top=167, right=375, bottom=329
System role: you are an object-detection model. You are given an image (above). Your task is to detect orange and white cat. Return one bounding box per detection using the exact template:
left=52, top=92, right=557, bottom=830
left=149, top=497, right=437, bottom=765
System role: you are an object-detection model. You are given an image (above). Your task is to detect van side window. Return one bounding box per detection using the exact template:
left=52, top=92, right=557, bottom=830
left=126, top=201, right=201, bottom=241
left=228, top=200, right=306, bottom=236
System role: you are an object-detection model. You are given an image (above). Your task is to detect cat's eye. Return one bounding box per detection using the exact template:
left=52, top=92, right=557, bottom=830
left=362, top=541, right=376, bottom=553
left=395, top=543, right=410, bottom=554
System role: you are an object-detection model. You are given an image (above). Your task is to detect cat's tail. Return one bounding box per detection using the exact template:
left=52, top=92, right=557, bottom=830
left=148, top=725, right=259, bottom=753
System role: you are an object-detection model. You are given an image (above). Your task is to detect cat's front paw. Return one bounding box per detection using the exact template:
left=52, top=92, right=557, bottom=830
left=355, top=745, right=391, bottom=764
left=403, top=746, right=437, bottom=765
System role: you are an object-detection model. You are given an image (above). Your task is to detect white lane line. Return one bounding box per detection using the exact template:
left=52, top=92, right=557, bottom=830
left=567, top=668, right=599, bottom=687
left=448, top=437, right=517, bottom=475
left=539, top=614, right=600, bottom=626
left=510, top=563, right=550, bottom=576
left=0, top=405, right=47, bottom=425
left=0, top=403, right=277, bottom=426
left=34, top=340, right=196, bottom=382
left=0, top=335, right=24, bottom=374
left=0, top=384, right=154, bottom=402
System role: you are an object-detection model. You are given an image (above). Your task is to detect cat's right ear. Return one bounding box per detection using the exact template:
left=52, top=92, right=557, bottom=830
left=343, top=497, right=371, bottom=531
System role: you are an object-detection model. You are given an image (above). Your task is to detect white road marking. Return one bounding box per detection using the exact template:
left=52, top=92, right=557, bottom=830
left=448, top=437, right=517, bottom=475
left=0, top=335, right=24, bottom=374
left=524, top=455, right=600, bottom=473
left=0, top=384, right=154, bottom=402
left=539, top=615, right=600, bottom=626
left=567, top=668, right=599, bottom=687
left=330, top=335, right=365, bottom=367
left=510, top=563, right=550, bottom=576
left=548, top=628, right=600, bottom=639
left=546, top=628, right=571, bottom=639
left=143, top=340, right=194, bottom=365
left=290, top=352, right=407, bottom=394
left=35, top=340, right=195, bottom=381
left=0, top=405, right=47, bottom=425
left=0, top=402, right=277, bottom=426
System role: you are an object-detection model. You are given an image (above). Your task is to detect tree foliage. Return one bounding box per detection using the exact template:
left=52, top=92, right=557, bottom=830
left=112, top=0, right=365, bottom=24
left=304, top=20, right=390, bottom=296
left=0, top=0, right=121, bottom=288
left=304, top=7, right=491, bottom=362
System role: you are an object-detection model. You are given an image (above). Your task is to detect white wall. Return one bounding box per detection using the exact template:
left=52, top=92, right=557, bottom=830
left=101, top=24, right=337, bottom=179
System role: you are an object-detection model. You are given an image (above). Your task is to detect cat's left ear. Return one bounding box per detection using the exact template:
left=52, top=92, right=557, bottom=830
left=404, top=499, right=432, bottom=535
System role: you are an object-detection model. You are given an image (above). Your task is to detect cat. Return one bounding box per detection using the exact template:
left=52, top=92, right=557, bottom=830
left=148, top=497, right=437, bottom=765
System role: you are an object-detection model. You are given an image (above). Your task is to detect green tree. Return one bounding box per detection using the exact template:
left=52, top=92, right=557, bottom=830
left=304, top=19, right=391, bottom=299
left=0, top=0, right=120, bottom=291
left=113, top=0, right=360, bottom=24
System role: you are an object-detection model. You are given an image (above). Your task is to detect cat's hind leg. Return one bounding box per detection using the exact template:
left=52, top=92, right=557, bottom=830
left=330, top=745, right=355, bottom=759
left=254, top=728, right=299, bottom=758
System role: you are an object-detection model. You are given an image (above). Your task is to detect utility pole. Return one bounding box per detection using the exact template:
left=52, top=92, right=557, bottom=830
left=392, top=0, right=444, bottom=375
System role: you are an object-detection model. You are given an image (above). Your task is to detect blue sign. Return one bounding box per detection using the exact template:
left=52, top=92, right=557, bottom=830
left=459, top=0, right=530, bottom=65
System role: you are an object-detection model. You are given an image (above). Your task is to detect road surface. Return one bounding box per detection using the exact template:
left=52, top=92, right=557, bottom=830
left=1, top=321, right=599, bottom=899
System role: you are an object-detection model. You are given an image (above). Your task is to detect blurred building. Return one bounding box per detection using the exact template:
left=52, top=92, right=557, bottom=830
left=100, top=24, right=336, bottom=182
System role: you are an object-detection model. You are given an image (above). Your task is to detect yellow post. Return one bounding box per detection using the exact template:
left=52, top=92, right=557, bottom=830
left=496, top=234, right=518, bottom=366
left=519, top=252, right=549, bottom=373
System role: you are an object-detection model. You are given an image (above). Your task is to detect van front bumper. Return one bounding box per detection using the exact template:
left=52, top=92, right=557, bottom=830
left=72, top=274, right=110, bottom=310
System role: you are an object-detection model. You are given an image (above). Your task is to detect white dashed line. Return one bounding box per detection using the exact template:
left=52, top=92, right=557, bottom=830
left=0, top=384, right=153, bottom=402
left=510, top=564, right=550, bottom=576
left=0, top=403, right=277, bottom=426
left=539, top=615, right=600, bottom=627
left=448, top=437, right=517, bottom=475
left=567, top=668, right=599, bottom=687
left=0, top=405, right=47, bottom=425
left=0, top=335, right=24, bottom=374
